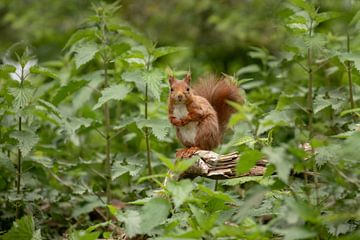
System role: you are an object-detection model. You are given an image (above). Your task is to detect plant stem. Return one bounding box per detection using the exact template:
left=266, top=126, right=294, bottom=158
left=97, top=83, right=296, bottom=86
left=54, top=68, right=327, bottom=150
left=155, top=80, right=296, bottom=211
left=145, top=57, right=152, bottom=175
left=103, top=59, right=112, bottom=206
left=307, top=19, right=314, bottom=137
left=99, top=12, right=112, bottom=209
left=346, top=31, right=356, bottom=121
left=16, top=65, right=25, bottom=219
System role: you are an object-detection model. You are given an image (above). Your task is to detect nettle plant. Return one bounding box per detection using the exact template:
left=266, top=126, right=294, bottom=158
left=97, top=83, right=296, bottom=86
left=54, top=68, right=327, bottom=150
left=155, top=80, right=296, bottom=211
left=0, top=45, right=62, bottom=232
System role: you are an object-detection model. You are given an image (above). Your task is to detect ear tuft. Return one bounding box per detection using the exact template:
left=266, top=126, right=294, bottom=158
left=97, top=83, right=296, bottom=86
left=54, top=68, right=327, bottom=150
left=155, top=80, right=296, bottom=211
left=168, top=75, right=175, bottom=85
left=184, top=72, right=191, bottom=84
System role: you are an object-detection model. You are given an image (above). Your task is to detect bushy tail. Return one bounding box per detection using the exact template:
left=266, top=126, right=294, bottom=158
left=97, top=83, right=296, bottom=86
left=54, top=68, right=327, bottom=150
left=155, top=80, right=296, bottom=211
left=193, top=74, right=244, bottom=136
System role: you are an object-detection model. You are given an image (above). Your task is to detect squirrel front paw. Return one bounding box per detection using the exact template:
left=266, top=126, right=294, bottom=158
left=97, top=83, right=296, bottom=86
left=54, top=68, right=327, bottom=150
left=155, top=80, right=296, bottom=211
left=170, top=118, right=183, bottom=126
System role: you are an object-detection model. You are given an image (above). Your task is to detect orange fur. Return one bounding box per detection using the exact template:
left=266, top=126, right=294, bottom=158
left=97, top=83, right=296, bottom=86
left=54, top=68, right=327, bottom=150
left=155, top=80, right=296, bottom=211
left=168, top=73, right=243, bottom=157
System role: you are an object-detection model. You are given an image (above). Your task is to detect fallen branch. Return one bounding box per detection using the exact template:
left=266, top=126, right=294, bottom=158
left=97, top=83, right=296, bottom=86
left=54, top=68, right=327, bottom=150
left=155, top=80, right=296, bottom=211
left=177, top=150, right=268, bottom=180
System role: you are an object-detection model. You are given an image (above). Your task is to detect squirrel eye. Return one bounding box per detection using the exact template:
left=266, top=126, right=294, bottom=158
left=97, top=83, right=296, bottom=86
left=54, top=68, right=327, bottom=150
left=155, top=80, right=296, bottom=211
left=170, top=88, right=174, bottom=92
left=186, top=88, right=190, bottom=92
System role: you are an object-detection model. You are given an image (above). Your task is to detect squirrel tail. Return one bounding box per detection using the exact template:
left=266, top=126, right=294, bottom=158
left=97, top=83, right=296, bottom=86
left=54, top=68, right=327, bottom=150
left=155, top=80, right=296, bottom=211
left=193, top=74, right=244, bottom=137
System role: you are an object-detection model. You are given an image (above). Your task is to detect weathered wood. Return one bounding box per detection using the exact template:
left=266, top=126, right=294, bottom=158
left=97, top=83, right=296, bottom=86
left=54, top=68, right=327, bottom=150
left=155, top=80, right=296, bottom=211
left=177, top=150, right=268, bottom=180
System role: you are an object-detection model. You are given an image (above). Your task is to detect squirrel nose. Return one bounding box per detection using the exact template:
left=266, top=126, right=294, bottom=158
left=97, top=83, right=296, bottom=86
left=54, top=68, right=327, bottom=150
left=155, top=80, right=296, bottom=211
left=177, top=95, right=183, bottom=101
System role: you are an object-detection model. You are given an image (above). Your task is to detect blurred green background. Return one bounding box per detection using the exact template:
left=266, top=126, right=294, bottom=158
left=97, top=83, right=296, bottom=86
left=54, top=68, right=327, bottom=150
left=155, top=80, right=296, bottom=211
left=1, top=0, right=358, bottom=75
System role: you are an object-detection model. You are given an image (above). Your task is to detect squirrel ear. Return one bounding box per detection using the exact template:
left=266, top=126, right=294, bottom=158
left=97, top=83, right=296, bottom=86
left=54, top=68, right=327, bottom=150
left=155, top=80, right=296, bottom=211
left=184, top=72, right=191, bottom=84
left=168, top=75, right=175, bottom=85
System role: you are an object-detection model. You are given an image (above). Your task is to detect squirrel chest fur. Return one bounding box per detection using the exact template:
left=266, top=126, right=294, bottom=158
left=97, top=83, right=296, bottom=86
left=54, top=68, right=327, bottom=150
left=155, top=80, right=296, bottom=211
left=173, top=103, right=198, bottom=145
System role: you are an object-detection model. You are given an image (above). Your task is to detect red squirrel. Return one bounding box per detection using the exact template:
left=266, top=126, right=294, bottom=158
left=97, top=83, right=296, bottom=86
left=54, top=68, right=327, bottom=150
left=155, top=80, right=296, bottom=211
left=168, top=72, right=243, bottom=158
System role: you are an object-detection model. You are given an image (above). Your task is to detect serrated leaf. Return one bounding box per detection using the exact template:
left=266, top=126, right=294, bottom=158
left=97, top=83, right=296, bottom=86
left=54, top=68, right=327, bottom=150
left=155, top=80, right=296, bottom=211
left=257, top=110, right=295, bottom=135
left=272, top=226, right=316, bottom=240
left=313, top=96, right=332, bottom=114
left=73, top=41, right=99, bottom=69
left=338, top=53, right=360, bottom=72
left=2, top=215, right=36, bottom=240
left=136, top=119, right=171, bottom=141
left=29, top=65, right=58, bottom=79
left=167, top=179, right=194, bottom=208
left=52, top=80, right=87, bottom=105
left=112, top=162, right=141, bottom=180
left=140, top=198, right=171, bottom=233
left=111, top=43, right=131, bottom=57
left=64, top=28, right=97, bottom=50
left=290, top=0, right=315, bottom=16
left=63, top=117, right=92, bottom=136
left=10, top=130, right=39, bottom=156
left=0, top=64, right=16, bottom=73
left=143, top=68, right=164, bottom=101
left=286, top=23, right=308, bottom=33
left=71, top=196, right=105, bottom=218
left=93, top=84, right=131, bottom=110
left=263, top=147, right=292, bottom=183
left=119, top=26, right=153, bottom=50
left=120, top=210, right=142, bottom=238
left=37, top=99, right=62, bottom=119
left=9, top=87, right=33, bottom=110
left=237, top=150, right=263, bottom=175
left=315, top=11, right=342, bottom=24
left=153, top=46, right=186, bottom=60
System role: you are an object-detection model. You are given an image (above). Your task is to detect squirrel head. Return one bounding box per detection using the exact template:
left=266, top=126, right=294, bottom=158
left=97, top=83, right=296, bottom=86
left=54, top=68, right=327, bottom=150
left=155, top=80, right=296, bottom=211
left=168, top=72, right=193, bottom=104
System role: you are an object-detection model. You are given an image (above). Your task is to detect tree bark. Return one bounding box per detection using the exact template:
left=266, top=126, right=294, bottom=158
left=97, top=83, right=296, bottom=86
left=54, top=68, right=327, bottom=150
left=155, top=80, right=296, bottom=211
left=175, top=150, right=268, bottom=180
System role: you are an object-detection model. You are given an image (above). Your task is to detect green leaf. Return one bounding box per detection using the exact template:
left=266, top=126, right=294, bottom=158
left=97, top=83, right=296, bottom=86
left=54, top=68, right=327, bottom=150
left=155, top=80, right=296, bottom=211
left=153, top=46, right=187, bottom=60
left=156, top=153, right=175, bottom=171
left=118, top=26, right=153, bottom=50
left=290, top=0, right=315, bottom=16
left=63, top=117, right=92, bottom=136
left=52, top=80, right=87, bottom=105
left=236, top=64, right=260, bottom=76
left=236, top=150, right=263, bottom=175
left=350, top=10, right=360, bottom=26
left=174, top=157, right=197, bottom=174
left=233, top=135, right=256, bottom=146
left=234, top=186, right=266, bottom=222
left=0, top=64, right=16, bottom=73
left=9, top=87, right=33, bottom=110
left=136, top=119, right=171, bottom=141
left=272, top=226, right=316, bottom=240
left=64, top=28, right=97, bottom=50
left=338, top=53, right=360, bottom=72
left=140, top=198, right=171, bottom=233
left=120, top=210, right=142, bottom=238
left=315, top=12, right=342, bottom=24
left=112, top=161, right=141, bottom=180
left=285, top=198, right=320, bottom=223
left=93, top=84, right=132, bottom=110
left=340, top=107, right=360, bottom=117
left=10, top=130, right=39, bottom=156
left=37, top=99, right=63, bottom=121
left=69, top=230, right=100, bottom=240
left=73, top=41, right=99, bottom=69
left=142, top=68, right=164, bottom=101
left=257, top=110, right=295, bottom=135
left=111, top=43, right=131, bottom=57
left=29, top=65, right=58, bottom=79
left=167, top=179, right=194, bottom=208
left=2, top=215, right=36, bottom=240
left=263, top=146, right=292, bottom=184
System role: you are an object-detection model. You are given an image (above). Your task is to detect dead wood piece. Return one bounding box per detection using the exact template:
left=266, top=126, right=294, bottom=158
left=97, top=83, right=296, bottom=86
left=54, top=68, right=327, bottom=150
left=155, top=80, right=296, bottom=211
left=179, top=150, right=267, bottom=180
